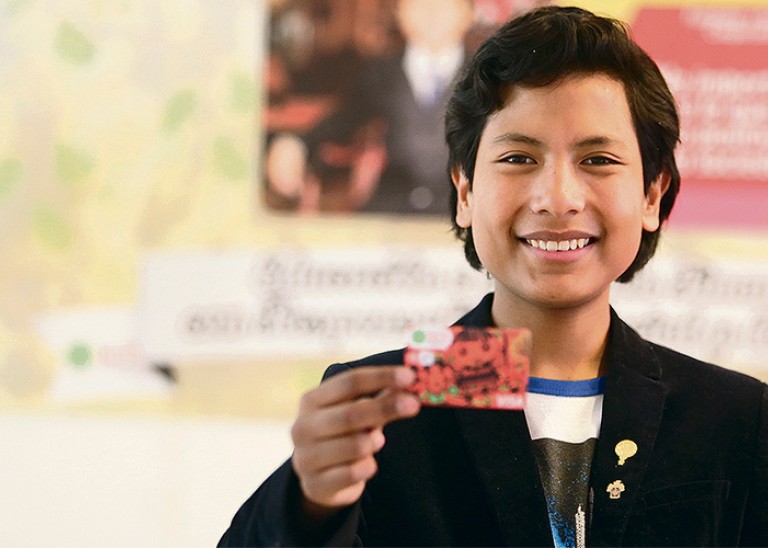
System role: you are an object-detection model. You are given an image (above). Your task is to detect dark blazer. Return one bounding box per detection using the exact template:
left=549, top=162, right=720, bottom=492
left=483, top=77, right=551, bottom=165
left=219, top=294, right=768, bottom=547
left=305, top=55, right=454, bottom=215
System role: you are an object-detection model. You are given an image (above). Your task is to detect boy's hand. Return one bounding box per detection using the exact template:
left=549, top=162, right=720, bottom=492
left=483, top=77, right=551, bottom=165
left=290, top=366, right=420, bottom=513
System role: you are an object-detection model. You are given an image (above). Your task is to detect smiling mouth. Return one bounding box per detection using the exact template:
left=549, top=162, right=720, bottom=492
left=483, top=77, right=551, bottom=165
left=524, top=238, right=593, bottom=252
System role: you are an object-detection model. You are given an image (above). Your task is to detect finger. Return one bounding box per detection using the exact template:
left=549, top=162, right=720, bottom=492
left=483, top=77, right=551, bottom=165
left=293, top=428, right=386, bottom=475
left=301, top=366, right=416, bottom=409
left=294, top=389, right=419, bottom=443
left=299, top=456, right=379, bottom=508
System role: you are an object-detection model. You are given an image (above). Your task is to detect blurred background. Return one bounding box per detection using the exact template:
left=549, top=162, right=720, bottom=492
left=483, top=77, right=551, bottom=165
left=1, top=0, right=767, bottom=546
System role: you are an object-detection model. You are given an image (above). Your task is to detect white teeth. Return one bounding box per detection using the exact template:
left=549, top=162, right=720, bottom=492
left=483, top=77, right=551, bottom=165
left=525, top=238, right=591, bottom=251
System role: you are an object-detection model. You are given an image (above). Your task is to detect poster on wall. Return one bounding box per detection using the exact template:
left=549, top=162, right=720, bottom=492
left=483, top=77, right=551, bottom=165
left=632, top=7, right=768, bottom=228
left=262, top=0, right=551, bottom=215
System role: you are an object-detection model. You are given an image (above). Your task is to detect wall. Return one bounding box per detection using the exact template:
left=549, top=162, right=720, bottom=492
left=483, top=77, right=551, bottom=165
left=1, top=1, right=766, bottom=546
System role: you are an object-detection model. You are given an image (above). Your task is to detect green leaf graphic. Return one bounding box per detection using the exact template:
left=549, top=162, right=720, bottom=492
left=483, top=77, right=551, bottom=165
left=7, top=0, right=33, bottom=16
left=0, top=157, right=22, bottom=198
left=232, top=73, right=257, bottom=113
left=55, top=22, right=95, bottom=64
left=56, top=144, right=93, bottom=183
left=32, top=205, right=73, bottom=249
left=163, top=89, right=198, bottom=133
left=213, top=137, right=248, bottom=180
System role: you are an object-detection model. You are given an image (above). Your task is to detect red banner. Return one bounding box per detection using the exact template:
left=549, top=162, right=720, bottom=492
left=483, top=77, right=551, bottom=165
left=632, top=8, right=768, bottom=228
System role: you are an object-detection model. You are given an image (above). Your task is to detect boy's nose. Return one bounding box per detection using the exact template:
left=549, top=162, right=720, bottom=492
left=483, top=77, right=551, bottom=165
left=529, top=163, right=586, bottom=217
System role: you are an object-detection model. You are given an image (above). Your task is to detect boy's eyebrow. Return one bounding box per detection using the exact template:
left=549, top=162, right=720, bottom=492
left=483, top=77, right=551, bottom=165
left=492, top=133, right=624, bottom=148
left=492, top=132, right=543, bottom=147
left=574, top=135, right=622, bottom=148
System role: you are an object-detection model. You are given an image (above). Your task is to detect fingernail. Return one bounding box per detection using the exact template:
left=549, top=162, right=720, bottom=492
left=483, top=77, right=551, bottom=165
left=396, top=395, right=420, bottom=416
left=395, top=367, right=416, bottom=387
left=372, top=430, right=386, bottom=449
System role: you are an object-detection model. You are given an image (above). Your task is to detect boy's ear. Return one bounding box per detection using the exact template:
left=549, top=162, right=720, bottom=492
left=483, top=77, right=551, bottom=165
left=642, top=170, right=671, bottom=232
left=452, top=165, right=473, bottom=228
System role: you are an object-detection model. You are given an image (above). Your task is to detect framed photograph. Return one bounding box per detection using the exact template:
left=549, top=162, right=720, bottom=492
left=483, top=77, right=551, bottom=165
left=261, top=0, right=551, bottom=215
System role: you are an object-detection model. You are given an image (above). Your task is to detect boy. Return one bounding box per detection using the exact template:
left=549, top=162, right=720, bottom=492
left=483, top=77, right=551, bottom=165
left=220, top=7, right=767, bottom=546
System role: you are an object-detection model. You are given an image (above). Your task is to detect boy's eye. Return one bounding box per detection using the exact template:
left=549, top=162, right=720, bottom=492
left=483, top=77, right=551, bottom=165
left=583, top=155, right=619, bottom=166
left=501, top=154, right=535, bottom=164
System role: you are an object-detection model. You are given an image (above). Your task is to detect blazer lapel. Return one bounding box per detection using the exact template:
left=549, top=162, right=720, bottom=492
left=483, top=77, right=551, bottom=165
left=455, top=408, right=552, bottom=546
left=588, top=310, right=667, bottom=547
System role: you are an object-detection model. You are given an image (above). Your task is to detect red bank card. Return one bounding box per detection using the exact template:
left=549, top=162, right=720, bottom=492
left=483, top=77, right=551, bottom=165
left=404, top=326, right=531, bottom=410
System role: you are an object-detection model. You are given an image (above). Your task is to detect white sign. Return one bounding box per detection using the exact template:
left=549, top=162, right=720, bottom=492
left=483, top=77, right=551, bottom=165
left=140, top=246, right=493, bottom=362
left=140, top=246, right=768, bottom=374
left=612, top=258, right=768, bottom=369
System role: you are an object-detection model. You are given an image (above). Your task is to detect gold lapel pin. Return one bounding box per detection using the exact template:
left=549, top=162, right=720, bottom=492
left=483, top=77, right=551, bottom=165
left=615, top=439, right=638, bottom=466
left=607, top=480, right=625, bottom=500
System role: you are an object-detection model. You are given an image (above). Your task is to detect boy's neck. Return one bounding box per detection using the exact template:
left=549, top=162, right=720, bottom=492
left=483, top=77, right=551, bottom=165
left=491, top=292, right=611, bottom=381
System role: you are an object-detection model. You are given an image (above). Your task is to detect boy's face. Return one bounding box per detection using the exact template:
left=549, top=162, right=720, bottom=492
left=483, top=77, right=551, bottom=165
left=453, top=73, right=667, bottom=316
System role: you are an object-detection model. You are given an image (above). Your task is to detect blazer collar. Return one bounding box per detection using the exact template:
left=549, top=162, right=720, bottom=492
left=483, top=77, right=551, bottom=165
left=454, top=292, right=495, bottom=328
left=453, top=293, right=667, bottom=546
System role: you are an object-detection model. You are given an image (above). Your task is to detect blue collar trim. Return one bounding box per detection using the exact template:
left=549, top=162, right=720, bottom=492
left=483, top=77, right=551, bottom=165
left=528, top=376, right=606, bottom=397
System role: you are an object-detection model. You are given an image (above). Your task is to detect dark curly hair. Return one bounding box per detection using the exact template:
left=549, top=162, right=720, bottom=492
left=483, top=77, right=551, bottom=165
left=445, top=6, right=680, bottom=283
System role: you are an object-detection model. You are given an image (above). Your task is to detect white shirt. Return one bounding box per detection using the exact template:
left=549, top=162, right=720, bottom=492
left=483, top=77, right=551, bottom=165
left=402, top=44, right=464, bottom=105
